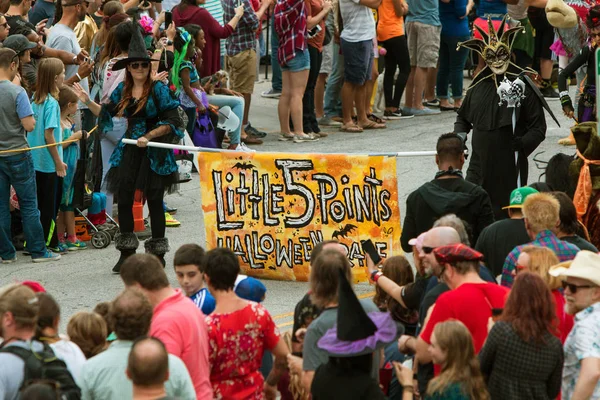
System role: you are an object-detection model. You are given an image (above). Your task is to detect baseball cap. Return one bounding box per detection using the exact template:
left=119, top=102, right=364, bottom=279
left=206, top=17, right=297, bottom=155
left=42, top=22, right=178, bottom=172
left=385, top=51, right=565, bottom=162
left=549, top=250, right=600, bottom=286
left=3, top=34, right=37, bottom=55
left=234, top=275, right=267, bottom=303
left=0, top=284, right=39, bottom=326
left=408, top=232, right=427, bottom=253
left=502, top=187, right=539, bottom=210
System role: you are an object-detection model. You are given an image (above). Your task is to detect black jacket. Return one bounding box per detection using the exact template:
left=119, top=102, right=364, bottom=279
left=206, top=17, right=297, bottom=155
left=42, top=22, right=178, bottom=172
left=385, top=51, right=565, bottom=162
left=400, top=177, right=494, bottom=252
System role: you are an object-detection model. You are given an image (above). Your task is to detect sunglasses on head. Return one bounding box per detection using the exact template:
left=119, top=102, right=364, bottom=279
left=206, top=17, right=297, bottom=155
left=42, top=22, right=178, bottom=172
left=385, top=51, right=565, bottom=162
left=562, top=281, right=594, bottom=294
left=130, top=62, right=150, bottom=70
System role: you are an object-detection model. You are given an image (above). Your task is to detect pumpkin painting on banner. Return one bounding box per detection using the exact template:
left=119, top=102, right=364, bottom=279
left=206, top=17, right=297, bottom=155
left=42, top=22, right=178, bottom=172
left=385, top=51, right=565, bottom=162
left=198, top=151, right=402, bottom=282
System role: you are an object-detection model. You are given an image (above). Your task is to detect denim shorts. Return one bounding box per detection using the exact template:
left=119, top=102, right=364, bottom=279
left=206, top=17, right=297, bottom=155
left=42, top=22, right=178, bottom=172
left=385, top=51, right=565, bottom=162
left=281, top=48, right=310, bottom=72
left=340, top=38, right=374, bottom=85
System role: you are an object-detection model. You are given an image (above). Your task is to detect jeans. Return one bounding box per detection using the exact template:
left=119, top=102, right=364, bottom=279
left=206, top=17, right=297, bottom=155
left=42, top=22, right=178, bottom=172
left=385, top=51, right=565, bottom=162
left=382, top=35, right=411, bottom=109
left=303, top=45, right=322, bottom=132
left=207, top=94, right=244, bottom=144
left=436, top=34, right=470, bottom=99
left=100, top=117, right=127, bottom=216
left=270, top=15, right=282, bottom=91
left=324, top=41, right=344, bottom=117
left=0, top=153, right=47, bottom=259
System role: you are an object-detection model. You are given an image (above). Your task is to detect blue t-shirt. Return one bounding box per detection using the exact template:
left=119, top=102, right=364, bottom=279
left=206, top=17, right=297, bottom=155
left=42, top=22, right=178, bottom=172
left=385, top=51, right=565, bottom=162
left=189, top=288, right=216, bottom=315
left=439, top=0, right=470, bottom=36
left=28, top=96, right=62, bottom=173
left=476, top=0, right=507, bottom=18
left=405, top=0, right=440, bottom=26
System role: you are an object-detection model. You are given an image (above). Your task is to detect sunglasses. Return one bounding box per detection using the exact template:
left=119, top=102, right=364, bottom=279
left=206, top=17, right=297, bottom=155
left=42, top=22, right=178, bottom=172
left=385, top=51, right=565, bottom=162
left=562, top=281, right=594, bottom=294
left=421, top=246, right=435, bottom=254
left=130, top=62, right=150, bottom=70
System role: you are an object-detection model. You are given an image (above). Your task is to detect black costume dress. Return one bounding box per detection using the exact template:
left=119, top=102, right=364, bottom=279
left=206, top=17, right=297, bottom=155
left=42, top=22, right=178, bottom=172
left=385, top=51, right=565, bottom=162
left=558, top=45, right=597, bottom=122
left=454, top=73, right=547, bottom=219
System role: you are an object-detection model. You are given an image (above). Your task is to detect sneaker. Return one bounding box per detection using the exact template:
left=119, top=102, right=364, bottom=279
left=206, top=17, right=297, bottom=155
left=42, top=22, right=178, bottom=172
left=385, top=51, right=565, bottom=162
left=318, top=117, right=342, bottom=127
left=242, top=136, right=263, bottom=145
left=1, top=256, right=17, bottom=264
left=49, top=243, right=68, bottom=254
left=234, top=142, right=256, bottom=152
left=165, top=212, right=181, bottom=228
left=423, top=99, right=440, bottom=107
left=245, top=124, right=267, bottom=138
left=413, top=107, right=441, bottom=116
left=316, top=132, right=328, bottom=138
left=65, top=239, right=88, bottom=251
left=293, top=133, right=319, bottom=143
left=165, top=204, right=177, bottom=215
left=383, top=109, right=403, bottom=120
left=32, top=250, right=61, bottom=263
left=541, top=85, right=559, bottom=99
left=400, top=109, right=415, bottom=118
left=261, top=88, right=282, bottom=98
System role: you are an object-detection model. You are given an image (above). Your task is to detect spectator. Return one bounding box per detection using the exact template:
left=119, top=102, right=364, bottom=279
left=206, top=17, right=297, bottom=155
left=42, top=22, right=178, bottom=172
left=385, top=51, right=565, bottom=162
left=507, top=0, right=534, bottom=69
left=5, top=0, right=37, bottom=38
left=475, top=187, right=537, bottom=278
left=313, top=11, right=334, bottom=118
left=479, top=272, right=564, bottom=399
left=74, top=1, right=99, bottom=54
left=0, top=48, right=59, bottom=263
left=0, top=12, right=9, bottom=41
left=3, top=34, right=37, bottom=92
left=29, top=0, right=55, bottom=26
left=203, top=248, right=288, bottom=398
left=126, top=337, right=171, bottom=400
left=436, top=0, right=472, bottom=111
left=93, top=301, right=116, bottom=341
left=222, top=0, right=271, bottom=142
left=416, top=244, right=508, bottom=373
left=402, top=0, right=441, bottom=116
left=400, top=133, right=494, bottom=253
left=319, top=1, right=343, bottom=127
left=501, top=192, right=580, bottom=287
left=120, top=253, right=213, bottom=399
left=173, top=243, right=216, bottom=315
left=34, top=293, right=87, bottom=381
left=172, top=0, right=243, bottom=78
left=311, top=269, right=401, bottom=399
left=21, top=383, right=62, bottom=400
left=528, top=6, right=559, bottom=98
left=66, top=311, right=107, bottom=358
left=338, top=0, right=385, bottom=132
left=234, top=274, right=267, bottom=302
left=517, top=246, right=574, bottom=342
left=552, top=191, right=599, bottom=252
left=78, top=289, right=195, bottom=400
left=377, top=0, right=411, bottom=120
left=261, top=11, right=282, bottom=99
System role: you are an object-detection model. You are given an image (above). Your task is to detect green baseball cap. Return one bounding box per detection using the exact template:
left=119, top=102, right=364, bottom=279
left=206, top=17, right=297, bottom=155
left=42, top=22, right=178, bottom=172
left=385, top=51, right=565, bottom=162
left=502, top=187, right=539, bottom=209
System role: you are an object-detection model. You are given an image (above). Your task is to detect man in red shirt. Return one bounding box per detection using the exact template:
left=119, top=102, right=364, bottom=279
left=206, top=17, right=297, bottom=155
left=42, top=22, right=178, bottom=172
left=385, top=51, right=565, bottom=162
left=120, top=254, right=213, bottom=399
left=416, top=244, right=509, bottom=366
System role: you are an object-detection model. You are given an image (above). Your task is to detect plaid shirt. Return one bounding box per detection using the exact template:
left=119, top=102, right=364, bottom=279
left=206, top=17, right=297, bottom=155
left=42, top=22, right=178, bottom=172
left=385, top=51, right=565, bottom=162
left=223, top=0, right=259, bottom=56
left=500, top=230, right=580, bottom=287
left=275, top=0, right=307, bottom=66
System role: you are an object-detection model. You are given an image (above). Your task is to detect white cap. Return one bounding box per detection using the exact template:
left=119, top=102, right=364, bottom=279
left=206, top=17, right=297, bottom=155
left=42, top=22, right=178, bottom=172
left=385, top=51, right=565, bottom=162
left=549, top=251, right=600, bottom=287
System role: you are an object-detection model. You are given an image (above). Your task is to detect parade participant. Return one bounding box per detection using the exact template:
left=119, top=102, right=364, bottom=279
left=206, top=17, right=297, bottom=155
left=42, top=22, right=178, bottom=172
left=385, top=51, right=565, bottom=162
left=101, top=21, right=185, bottom=272
left=454, top=16, right=558, bottom=219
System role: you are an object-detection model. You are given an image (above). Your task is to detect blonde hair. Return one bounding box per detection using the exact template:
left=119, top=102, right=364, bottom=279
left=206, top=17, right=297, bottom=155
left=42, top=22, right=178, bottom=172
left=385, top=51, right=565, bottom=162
left=67, top=311, right=107, bottom=359
left=34, top=58, right=64, bottom=104
left=520, top=246, right=562, bottom=290
left=426, top=321, right=490, bottom=400
left=522, top=193, right=560, bottom=235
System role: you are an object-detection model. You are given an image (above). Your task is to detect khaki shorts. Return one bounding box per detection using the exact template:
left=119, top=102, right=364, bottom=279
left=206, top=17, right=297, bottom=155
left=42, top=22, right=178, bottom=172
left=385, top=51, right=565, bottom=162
left=225, top=49, right=257, bottom=94
left=319, top=41, right=334, bottom=74
left=405, top=21, right=441, bottom=68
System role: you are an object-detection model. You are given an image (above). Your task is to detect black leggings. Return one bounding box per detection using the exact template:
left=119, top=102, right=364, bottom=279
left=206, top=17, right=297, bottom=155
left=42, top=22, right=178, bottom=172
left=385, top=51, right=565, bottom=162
left=35, top=171, right=62, bottom=248
left=303, top=45, right=323, bottom=133
left=118, top=185, right=166, bottom=239
left=382, top=35, right=411, bottom=109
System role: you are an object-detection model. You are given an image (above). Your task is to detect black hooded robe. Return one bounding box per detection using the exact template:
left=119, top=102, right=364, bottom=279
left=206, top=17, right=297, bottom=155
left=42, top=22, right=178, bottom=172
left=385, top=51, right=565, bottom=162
left=454, top=76, right=547, bottom=219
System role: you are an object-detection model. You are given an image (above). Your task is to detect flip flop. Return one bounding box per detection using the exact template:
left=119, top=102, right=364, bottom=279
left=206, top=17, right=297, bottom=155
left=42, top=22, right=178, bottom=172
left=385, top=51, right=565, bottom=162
left=360, top=120, right=386, bottom=130
left=367, top=113, right=385, bottom=124
left=340, top=124, right=363, bottom=133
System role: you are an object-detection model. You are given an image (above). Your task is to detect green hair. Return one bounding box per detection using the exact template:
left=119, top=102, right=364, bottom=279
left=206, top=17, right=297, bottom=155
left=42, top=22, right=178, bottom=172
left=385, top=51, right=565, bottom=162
left=171, top=27, right=192, bottom=94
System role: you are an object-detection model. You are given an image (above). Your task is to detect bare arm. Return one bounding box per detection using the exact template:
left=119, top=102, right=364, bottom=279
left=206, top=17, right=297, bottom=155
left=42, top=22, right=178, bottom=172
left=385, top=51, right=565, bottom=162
left=44, top=128, right=67, bottom=177
left=21, top=116, right=35, bottom=132
left=307, top=1, right=332, bottom=29
left=302, top=370, right=315, bottom=393
left=123, top=0, right=140, bottom=11
left=391, top=0, right=407, bottom=17
left=571, top=358, right=600, bottom=400
left=255, top=0, right=273, bottom=21
left=264, top=339, right=289, bottom=398
left=359, top=0, right=382, bottom=10
left=180, top=68, right=205, bottom=110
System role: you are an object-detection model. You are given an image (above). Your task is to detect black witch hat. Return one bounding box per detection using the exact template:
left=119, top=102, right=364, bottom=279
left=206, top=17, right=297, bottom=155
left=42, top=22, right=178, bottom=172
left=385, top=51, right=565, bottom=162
left=112, top=17, right=159, bottom=71
left=317, top=270, right=400, bottom=357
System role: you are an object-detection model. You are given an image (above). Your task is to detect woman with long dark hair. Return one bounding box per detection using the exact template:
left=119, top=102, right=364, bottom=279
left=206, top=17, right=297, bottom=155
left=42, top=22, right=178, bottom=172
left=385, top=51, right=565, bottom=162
left=100, top=23, right=185, bottom=273
left=479, top=272, right=564, bottom=399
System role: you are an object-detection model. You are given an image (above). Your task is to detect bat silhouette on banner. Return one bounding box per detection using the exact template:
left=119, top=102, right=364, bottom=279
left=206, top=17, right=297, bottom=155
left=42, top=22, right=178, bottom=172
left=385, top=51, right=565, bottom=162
left=332, top=224, right=358, bottom=239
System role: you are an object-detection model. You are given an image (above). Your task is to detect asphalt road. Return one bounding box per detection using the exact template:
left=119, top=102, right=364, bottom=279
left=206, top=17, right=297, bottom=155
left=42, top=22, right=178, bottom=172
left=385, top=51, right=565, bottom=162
left=2, top=78, right=575, bottom=332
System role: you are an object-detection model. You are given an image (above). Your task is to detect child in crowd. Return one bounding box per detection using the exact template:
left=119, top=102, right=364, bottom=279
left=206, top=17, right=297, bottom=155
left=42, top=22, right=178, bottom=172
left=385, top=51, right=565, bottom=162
left=28, top=58, right=67, bottom=252
left=173, top=243, right=216, bottom=315
left=183, top=24, right=206, bottom=76
left=54, top=86, right=88, bottom=251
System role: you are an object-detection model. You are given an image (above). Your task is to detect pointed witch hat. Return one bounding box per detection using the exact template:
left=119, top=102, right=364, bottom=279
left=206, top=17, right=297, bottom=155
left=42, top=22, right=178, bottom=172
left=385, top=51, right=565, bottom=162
left=113, top=17, right=159, bottom=71
left=317, top=269, right=400, bottom=357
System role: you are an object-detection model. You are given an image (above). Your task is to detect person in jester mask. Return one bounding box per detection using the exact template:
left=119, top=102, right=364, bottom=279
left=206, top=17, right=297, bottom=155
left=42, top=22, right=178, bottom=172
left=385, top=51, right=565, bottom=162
left=454, top=16, right=560, bottom=220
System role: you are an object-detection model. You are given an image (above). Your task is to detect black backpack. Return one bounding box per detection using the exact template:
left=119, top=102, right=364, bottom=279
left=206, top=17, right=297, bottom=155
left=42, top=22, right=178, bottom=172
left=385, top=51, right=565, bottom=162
left=0, top=342, right=81, bottom=400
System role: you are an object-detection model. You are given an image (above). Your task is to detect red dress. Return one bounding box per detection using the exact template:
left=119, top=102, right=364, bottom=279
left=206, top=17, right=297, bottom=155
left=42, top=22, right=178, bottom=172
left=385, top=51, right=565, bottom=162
left=206, top=302, right=280, bottom=399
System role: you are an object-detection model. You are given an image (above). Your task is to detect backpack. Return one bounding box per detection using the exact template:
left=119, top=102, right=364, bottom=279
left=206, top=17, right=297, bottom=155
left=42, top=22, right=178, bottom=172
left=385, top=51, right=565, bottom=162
left=0, top=342, right=81, bottom=400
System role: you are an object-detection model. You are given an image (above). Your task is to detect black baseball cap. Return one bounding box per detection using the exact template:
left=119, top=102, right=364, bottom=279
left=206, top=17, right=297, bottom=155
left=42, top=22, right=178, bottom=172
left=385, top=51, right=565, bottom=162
left=3, top=34, right=37, bottom=55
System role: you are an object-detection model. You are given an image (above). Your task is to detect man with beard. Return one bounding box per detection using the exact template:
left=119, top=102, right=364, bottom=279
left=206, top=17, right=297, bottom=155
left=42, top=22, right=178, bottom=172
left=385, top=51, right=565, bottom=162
left=549, top=251, right=600, bottom=399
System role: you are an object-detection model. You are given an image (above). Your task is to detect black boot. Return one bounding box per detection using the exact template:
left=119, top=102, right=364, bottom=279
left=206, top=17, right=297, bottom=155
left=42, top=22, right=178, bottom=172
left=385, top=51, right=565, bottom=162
left=113, top=233, right=139, bottom=274
left=144, top=237, right=169, bottom=267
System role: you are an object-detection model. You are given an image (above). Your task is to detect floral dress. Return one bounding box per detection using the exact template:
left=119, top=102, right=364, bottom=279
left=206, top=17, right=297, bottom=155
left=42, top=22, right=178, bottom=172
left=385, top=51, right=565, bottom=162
left=206, top=302, right=280, bottom=400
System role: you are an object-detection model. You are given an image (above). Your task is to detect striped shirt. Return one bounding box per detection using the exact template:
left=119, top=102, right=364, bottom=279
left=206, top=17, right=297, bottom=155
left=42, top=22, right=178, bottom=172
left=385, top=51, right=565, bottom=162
left=189, top=288, right=216, bottom=315
left=223, top=0, right=260, bottom=56
left=200, top=0, right=226, bottom=57
left=500, top=230, right=580, bottom=288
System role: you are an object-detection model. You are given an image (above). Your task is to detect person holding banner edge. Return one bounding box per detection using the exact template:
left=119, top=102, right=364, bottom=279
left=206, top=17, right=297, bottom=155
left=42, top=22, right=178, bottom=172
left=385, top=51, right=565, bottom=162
left=100, top=21, right=186, bottom=273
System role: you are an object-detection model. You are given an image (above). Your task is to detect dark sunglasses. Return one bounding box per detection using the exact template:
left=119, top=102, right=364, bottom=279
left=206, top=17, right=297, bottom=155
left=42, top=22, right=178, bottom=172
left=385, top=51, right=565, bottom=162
left=130, top=62, right=150, bottom=70
left=422, top=246, right=435, bottom=254
left=562, top=281, right=594, bottom=294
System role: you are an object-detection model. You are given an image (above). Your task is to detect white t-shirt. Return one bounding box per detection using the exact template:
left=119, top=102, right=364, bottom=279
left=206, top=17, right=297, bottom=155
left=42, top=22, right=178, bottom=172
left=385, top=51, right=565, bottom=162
left=50, top=338, right=87, bottom=382
left=339, top=0, right=376, bottom=42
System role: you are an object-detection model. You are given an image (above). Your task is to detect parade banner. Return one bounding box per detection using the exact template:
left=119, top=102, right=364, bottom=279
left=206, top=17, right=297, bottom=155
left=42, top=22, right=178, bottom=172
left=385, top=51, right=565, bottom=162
left=198, top=152, right=402, bottom=282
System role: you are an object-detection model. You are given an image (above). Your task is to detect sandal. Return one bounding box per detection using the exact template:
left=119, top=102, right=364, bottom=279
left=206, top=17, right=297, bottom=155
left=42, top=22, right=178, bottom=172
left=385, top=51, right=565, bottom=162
left=360, top=120, right=386, bottom=130
left=242, top=136, right=263, bottom=145
left=367, top=113, right=385, bottom=124
left=340, top=124, right=363, bottom=133
left=293, top=133, right=319, bottom=143
left=279, top=133, right=296, bottom=141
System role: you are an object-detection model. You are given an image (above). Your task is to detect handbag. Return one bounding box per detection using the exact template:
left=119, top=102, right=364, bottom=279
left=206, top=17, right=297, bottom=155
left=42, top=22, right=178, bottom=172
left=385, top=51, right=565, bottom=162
left=191, top=109, right=219, bottom=149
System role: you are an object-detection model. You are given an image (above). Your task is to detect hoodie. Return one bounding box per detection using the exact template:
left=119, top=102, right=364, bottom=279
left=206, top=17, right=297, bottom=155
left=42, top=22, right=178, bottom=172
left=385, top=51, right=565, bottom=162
left=400, top=177, right=495, bottom=252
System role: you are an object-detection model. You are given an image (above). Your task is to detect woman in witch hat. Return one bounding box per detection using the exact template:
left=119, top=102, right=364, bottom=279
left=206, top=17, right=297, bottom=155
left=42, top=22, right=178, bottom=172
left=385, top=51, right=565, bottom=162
left=100, top=19, right=186, bottom=273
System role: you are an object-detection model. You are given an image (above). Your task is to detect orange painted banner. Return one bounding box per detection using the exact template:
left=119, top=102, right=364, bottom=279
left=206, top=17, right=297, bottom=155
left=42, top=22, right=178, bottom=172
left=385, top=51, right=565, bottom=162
left=198, top=152, right=402, bottom=282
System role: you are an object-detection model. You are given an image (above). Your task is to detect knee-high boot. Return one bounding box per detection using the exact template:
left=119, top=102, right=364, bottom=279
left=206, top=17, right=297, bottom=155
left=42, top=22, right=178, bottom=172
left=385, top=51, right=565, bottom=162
left=113, top=232, right=139, bottom=274
left=144, top=237, right=170, bottom=267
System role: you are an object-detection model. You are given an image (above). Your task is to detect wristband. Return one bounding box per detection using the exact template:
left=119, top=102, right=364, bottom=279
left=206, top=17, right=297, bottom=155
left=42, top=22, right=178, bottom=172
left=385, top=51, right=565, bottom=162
left=167, top=40, right=173, bottom=46
left=559, top=90, right=569, bottom=98
left=402, top=385, right=414, bottom=393
left=371, top=270, right=383, bottom=283
left=84, top=98, right=92, bottom=105
left=76, top=73, right=83, bottom=81
left=154, top=49, right=162, bottom=53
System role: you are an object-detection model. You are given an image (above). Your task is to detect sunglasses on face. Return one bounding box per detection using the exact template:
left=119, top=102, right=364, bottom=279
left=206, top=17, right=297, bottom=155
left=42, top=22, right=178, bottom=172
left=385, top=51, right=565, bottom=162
left=130, top=62, right=150, bottom=70
left=422, top=246, right=435, bottom=254
left=562, top=281, right=594, bottom=294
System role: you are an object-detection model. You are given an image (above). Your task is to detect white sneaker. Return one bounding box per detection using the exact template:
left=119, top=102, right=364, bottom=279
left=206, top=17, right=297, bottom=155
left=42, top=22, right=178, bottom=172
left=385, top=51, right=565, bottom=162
left=234, top=143, right=256, bottom=152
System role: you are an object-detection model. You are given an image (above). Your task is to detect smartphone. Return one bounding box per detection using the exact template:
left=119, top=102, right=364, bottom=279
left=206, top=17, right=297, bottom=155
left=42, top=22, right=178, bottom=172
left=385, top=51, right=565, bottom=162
left=361, top=239, right=382, bottom=265
left=165, top=11, right=172, bottom=27
left=307, top=25, right=322, bottom=39
left=46, top=16, right=54, bottom=28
